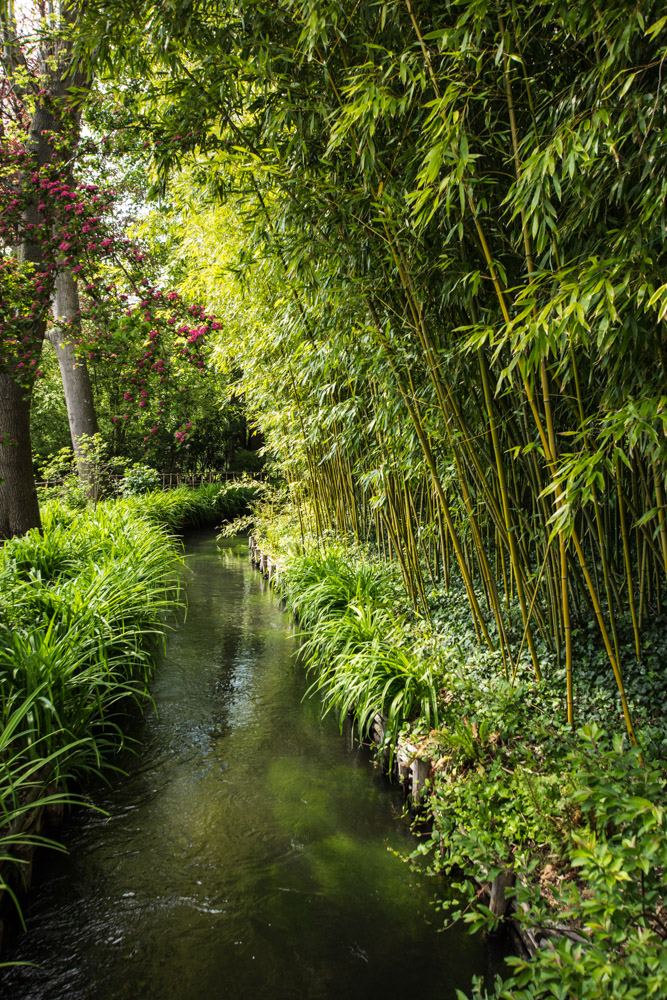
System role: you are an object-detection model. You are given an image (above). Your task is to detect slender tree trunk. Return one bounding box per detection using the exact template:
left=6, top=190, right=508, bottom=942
left=0, top=101, right=59, bottom=536
left=0, top=373, right=41, bottom=538
left=48, top=267, right=99, bottom=481
left=0, top=4, right=88, bottom=537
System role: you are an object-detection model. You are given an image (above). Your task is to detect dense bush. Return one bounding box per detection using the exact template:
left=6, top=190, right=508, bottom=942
left=118, top=463, right=161, bottom=496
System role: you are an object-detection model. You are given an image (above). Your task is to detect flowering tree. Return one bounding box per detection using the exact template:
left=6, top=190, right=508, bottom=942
left=0, top=0, right=91, bottom=535
left=81, top=278, right=220, bottom=448
left=0, top=3, right=222, bottom=536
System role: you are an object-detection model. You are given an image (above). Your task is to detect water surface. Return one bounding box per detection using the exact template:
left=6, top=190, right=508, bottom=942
left=2, top=534, right=503, bottom=999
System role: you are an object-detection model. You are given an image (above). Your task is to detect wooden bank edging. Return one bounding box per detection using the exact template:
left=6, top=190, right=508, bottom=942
left=248, top=534, right=559, bottom=960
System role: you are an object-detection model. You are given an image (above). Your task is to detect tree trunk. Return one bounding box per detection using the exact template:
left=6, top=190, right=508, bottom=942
left=48, top=268, right=99, bottom=484
left=0, top=374, right=41, bottom=539
left=0, top=71, right=60, bottom=540
left=0, top=5, right=89, bottom=538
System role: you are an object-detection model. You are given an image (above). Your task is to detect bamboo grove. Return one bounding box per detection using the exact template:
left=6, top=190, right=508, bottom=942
left=83, top=0, right=667, bottom=737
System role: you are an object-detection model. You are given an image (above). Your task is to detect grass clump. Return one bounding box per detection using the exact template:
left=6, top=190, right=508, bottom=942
left=0, top=482, right=255, bottom=929
left=115, top=479, right=262, bottom=532
left=280, top=545, right=441, bottom=748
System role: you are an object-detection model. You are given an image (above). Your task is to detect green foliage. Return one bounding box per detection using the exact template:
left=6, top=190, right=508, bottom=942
left=280, top=546, right=440, bottom=747
left=118, top=462, right=161, bottom=496
left=0, top=483, right=246, bottom=926
left=37, top=434, right=128, bottom=504
left=29, top=347, right=71, bottom=466
left=37, top=446, right=89, bottom=509
left=465, top=730, right=667, bottom=999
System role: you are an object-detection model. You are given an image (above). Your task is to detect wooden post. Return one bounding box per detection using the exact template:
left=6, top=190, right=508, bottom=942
left=410, top=757, right=430, bottom=803
left=489, top=869, right=515, bottom=918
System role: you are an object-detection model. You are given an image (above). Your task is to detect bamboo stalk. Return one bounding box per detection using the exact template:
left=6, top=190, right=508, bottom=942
left=479, top=350, right=540, bottom=680
left=616, top=455, right=641, bottom=660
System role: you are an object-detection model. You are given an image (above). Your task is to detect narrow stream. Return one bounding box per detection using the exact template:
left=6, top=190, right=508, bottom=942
left=3, top=534, right=505, bottom=999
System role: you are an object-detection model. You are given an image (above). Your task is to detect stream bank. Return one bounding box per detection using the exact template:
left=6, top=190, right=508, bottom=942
left=249, top=532, right=667, bottom=1000
left=1, top=534, right=505, bottom=999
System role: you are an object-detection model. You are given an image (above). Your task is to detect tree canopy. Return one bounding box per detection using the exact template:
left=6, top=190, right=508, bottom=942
left=1, top=0, right=666, bottom=731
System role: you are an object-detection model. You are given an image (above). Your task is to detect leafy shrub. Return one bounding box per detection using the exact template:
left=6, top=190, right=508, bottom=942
left=118, top=463, right=161, bottom=496
left=463, top=728, right=667, bottom=999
